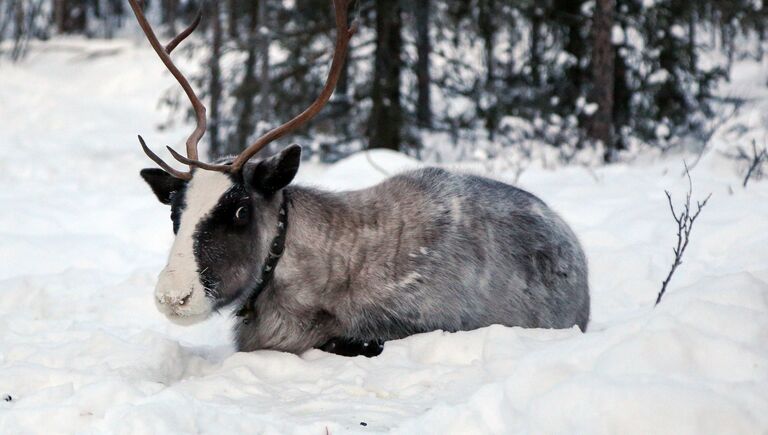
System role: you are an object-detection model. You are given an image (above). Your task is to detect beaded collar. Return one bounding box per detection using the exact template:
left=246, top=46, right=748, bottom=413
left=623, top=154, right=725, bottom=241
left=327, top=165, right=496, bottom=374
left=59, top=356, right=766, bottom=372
left=235, top=191, right=290, bottom=320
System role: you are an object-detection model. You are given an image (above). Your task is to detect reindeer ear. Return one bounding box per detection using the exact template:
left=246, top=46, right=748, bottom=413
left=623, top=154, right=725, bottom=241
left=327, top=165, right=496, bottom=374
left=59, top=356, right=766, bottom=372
left=244, top=145, right=302, bottom=195
left=140, top=168, right=186, bottom=205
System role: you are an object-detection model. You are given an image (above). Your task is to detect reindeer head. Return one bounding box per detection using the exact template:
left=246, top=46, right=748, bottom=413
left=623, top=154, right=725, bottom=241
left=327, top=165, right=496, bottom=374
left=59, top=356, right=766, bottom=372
left=130, top=0, right=355, bottom=324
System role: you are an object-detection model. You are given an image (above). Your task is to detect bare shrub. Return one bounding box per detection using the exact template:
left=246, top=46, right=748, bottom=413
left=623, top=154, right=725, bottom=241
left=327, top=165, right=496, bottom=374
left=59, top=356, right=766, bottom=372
left=656, top=164, right=711, bottom=306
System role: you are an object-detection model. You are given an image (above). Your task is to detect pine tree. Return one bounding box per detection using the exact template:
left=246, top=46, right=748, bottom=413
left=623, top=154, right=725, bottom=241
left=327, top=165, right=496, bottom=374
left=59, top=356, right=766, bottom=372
left=369, top=0, right=402, bottom=150
left=588, top=0, right=616, bottom=159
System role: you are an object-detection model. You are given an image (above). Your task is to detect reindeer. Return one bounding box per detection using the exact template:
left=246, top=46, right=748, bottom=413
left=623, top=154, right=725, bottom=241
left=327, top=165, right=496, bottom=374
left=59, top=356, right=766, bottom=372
left=131, top=0, right=590, bottom=357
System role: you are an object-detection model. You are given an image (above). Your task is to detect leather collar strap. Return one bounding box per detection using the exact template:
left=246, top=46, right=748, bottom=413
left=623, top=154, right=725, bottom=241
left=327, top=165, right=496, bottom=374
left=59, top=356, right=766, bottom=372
left=235, top=191, right=290, bottom=320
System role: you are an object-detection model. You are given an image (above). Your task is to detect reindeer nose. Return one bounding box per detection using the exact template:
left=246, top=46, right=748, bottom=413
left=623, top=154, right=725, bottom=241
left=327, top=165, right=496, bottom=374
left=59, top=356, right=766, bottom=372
left=156, top=291, right=192, bottom=308
left=153, top=269, right=212, bottom=325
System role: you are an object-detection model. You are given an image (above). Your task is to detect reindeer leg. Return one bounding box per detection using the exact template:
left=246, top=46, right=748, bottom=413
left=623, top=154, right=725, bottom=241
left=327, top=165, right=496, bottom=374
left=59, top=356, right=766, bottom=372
left=318, top=337, right=385, bottom=357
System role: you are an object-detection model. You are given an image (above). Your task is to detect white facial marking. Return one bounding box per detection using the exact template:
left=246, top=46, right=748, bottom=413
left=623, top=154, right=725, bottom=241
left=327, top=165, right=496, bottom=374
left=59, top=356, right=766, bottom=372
left=154, top=171, right=234, bottom=325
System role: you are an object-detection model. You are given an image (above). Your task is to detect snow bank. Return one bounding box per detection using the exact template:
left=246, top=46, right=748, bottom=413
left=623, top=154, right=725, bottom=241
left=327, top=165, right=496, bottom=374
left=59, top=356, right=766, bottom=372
left=308, top=149, right=421, bottom=190
left=0, top=39, right=767, bottom=434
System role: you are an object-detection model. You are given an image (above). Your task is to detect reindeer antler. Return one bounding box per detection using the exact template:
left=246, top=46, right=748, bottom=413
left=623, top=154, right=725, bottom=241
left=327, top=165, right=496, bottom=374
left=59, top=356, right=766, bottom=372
left=132, top=0, right=356, bottom=179
left=129, top=0, right=205, bottom=180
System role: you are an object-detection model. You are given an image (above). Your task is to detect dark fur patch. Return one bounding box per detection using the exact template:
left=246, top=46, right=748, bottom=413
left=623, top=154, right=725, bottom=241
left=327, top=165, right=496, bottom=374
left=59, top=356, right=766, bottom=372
left=192, top=180, right=262, bottom=306
left=244, top=145, right=302, bottom=195
left=187, top=151, right=301, bottom=310
left=169, top=185, right=188, bottom=234
left=140, top=168, right=187, bottom=206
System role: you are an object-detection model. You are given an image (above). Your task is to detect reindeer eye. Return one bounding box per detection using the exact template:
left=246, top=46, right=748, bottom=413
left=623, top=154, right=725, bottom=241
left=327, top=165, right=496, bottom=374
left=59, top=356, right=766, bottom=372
left=234, top=205, right=250, bottom=225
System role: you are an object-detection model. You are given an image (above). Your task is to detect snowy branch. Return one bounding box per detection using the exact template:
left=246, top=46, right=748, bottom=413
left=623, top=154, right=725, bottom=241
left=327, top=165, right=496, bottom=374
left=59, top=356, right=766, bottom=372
left=656, top=164, right=711, bottom=306
left=721, top=140, right=768, bottom=188
left=742, top=140, right=768, bottom=188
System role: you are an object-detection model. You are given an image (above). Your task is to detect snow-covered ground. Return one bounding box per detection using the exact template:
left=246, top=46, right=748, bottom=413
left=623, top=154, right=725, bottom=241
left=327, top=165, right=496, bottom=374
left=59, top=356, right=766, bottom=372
left=1, top=39, right=767, bottom=434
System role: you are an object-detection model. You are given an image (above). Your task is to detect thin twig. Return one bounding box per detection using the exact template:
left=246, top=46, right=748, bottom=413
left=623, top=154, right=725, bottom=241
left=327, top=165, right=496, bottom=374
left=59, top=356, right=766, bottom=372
left=365, top=150, right=390, bottom=177
left=721, top=139, right=768, bottom=188
left=656, top=162, right=711, bottom=306
left=743, top=140, right=768, bottom=188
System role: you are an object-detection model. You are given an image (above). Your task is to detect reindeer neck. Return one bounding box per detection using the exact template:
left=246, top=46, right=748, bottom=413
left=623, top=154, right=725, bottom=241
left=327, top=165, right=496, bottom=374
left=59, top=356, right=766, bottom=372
left=276, top=185, right=382, bottom=295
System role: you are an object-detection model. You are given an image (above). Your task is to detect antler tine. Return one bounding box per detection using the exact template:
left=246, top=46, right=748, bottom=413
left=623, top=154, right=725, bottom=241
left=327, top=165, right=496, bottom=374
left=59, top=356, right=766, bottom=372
left=166, top=146, right=231, bottom=172
left=224, top=0, right=355, bottom=172
left=128, top=0, right=206, bottom=176
left=139, top=136, right=192, bottom=180
left=165, top=11, right=202, bottom=54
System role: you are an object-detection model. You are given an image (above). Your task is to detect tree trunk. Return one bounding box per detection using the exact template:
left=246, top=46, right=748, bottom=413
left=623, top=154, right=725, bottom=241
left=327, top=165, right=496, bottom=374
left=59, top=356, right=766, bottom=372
left=162, top=0, right=177, bottom=38
left=369, top=0, right=402, bottom=151
left=337, top=39, right=350, bottom=101
left=230, top=0, right=260, bottom=155
left=102, top=0, right=119, bottom=38
left=332, top=2, right=352, bottom=143
left=688, top=8, right=696, bottom=71
left=414, top=0, right=431, bottom=128
left=13, top=0, right=23, bottom=40
left=588, top=0, right=615, bottom=160
left=479, top=0, right=497, bottom=138
left=258, top=0, right=271, bottom=128
left=54, top=0, right=66, bottom=33
left=208, top=0, right=223, bottom=158
left=559, top=0, right=584, bottom=108
left=0, top=1, right=11, bottom=47
left=227, top=0, right=238, bottom=39
left=726, top=25, right=735, bottom=73
left=530, top=8, right=541, bottom=87
left=55, top=0, right=88, bottom=34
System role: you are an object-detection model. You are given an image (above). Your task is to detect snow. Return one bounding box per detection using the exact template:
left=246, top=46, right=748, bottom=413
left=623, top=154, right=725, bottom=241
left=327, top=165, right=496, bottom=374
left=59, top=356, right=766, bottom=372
left=670, top=25, right=687, bottom=39
left=655, top=123, right=670, bottom=138
left=647, top=68, right=670, bottom=85
left=1, top=38, right=768, bottom=434
left=611, top=25, right=624, bottom=45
